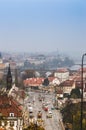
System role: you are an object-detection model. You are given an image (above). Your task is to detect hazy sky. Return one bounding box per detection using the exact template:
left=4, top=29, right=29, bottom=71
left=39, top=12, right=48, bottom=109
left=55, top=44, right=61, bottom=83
left=0, top=0, right=86, bottom=57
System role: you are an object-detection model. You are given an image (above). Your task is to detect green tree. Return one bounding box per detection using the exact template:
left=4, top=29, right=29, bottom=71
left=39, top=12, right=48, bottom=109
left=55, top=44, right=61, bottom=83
left=42, top=78, right=49, bottom=86
left=70, top=88, right=81, bottom=98
left=61, top=101, right=86, bottom=130
left=73, top=111, right=80, bottom=130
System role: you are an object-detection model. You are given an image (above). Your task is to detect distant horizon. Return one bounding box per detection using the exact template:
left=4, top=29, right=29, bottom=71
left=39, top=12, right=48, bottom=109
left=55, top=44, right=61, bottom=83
left=1, top=50, right=83, bottom=60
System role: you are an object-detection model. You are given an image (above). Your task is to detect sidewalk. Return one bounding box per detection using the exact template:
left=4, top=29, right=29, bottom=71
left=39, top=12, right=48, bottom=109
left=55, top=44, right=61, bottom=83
left=59, top=119, right=65, bottom=130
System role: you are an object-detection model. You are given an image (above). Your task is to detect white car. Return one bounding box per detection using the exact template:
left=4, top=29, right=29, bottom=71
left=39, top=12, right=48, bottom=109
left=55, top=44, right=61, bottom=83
left=48, top=110, right=52, bottom=114
left=28, top=106, right=33, bottom=112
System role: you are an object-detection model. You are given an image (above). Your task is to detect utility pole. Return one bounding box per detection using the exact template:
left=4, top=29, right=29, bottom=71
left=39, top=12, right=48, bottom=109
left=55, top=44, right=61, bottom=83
left=81, top=53, right=86, bottom=130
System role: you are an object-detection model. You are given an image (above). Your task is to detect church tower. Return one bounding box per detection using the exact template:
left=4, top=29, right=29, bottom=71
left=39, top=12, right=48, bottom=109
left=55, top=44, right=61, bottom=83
left=6, top=64, right=12, bottom=90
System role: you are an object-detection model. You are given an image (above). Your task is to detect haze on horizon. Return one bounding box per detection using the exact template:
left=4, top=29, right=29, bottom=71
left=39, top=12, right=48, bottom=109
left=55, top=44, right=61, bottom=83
left=0, top=0, right=86, bottom=58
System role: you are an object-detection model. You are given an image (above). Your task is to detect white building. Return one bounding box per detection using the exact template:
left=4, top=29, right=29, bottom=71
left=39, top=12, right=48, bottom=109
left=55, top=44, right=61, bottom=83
left=54, top=68, right=69, bottom=82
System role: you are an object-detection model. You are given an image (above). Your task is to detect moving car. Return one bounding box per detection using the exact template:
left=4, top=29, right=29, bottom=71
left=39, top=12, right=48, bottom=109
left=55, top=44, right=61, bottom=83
left=51, top=105, right=55, bottom=110
left=37, top=111, right=42, bottom=118
left=46, top=111, right=52, bottom=118
left=43, top=105, right=48, bottom=111
left=28, top=106, right=33, bottom=112
left=29, top=111, right=34, bottom=118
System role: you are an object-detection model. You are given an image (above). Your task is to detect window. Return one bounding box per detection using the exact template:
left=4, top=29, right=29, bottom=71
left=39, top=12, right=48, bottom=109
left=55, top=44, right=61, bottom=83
left=9, top=113, right=14, bottom=117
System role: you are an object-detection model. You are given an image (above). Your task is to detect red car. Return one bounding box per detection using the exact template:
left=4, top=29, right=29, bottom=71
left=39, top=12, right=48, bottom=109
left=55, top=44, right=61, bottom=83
left=43, top=105, right=48, bottom=111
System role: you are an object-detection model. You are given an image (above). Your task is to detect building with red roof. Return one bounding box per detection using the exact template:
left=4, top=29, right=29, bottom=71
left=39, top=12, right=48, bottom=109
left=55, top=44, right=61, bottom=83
left=0, top=93, right=23, bottom=130
left=59, top=79, right=75, bottom=95
left=23, top=77, right=44, bottom=89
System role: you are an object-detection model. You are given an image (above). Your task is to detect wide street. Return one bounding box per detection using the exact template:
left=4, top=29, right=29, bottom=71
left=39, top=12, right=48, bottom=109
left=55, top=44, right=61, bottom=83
left=25, top=90, right=64, bottom=130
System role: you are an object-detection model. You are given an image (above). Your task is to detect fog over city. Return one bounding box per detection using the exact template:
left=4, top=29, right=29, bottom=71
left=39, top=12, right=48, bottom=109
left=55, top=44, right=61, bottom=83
left=0, top=0, right=86, bottom=58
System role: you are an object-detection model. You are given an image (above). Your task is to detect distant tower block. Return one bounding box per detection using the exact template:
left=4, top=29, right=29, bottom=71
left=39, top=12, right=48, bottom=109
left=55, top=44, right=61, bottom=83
left=6, top=64, right=12, bottom=90
left=0, top=52, right=3, bottom=63
left=0, top=52, right=2, bottom=58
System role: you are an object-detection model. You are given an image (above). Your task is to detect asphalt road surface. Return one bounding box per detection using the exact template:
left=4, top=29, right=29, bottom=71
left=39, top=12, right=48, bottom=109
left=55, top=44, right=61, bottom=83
left=26, top=90, right=63, bottom=130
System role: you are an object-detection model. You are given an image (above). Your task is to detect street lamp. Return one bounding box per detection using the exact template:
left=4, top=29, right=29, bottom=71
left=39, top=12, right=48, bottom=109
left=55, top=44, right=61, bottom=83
left=81, top=53, right=86, bottom=130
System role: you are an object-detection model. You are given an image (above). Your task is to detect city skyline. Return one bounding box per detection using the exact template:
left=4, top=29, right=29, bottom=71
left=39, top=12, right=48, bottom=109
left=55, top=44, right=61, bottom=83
left=0, top=0, right=86, bottom=57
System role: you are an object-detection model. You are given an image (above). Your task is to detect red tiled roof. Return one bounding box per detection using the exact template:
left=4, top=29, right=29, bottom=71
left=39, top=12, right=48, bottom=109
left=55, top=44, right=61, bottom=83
left=75, top=76, right=86, bottom=89
left=0, top=94, right=22, bottom=117
left=24, top=77, right=44, bottom=86
left=12, top=89, right=26, bottom=99
left=59, top=80, right=74, bottom=87
left=57, top=89, right=63, bottom=94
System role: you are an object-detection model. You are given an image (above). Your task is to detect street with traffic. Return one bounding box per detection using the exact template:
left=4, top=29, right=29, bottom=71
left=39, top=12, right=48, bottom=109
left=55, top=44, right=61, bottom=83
left=24, top=90, right=64, bottom=130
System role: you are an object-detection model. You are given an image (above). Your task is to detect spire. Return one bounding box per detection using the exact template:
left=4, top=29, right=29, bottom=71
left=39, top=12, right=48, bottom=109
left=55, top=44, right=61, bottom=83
left=6, top=64, right=12, bottom=90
